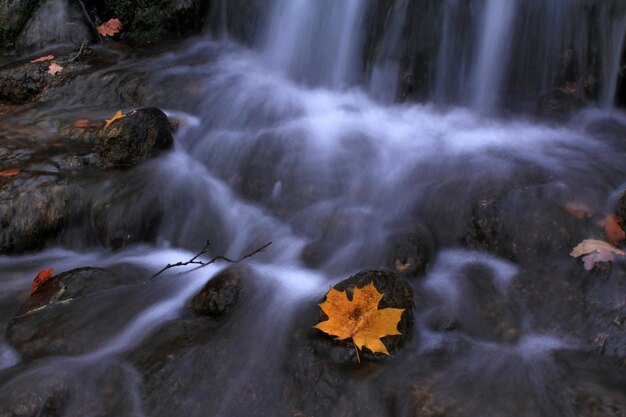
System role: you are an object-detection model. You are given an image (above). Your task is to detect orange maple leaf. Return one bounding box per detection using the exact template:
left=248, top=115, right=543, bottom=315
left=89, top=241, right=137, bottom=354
left=97, top=18, right=122, bottom=37
left=0, top=168, right=20, bottom=177
left=597, top=215, right=626, bottom=245
left=314, top=282, right=404, bottom=358
left=105, top=110, right=125, bottom=127
left=30, top=55, right=54, bottom=63
left=30, top=268, right=54, bottom=296
left=48, top=62, right=63, bottom=75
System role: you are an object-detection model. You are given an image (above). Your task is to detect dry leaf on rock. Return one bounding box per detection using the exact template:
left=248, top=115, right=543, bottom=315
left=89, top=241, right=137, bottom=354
left=30, top=268, right=54, bottom=296
left=48, top=62, right=63, bottom=75
left=30, top=55, right=54, bottom=63
left=97, top=18, right=122, bottom=37
left=314, top=281, right=404, bottom=356
left=570, top=239, right=626, bottom=270
left=105, top=110, right=125, bottom=127
left=0, top=168, right=20, bottom=177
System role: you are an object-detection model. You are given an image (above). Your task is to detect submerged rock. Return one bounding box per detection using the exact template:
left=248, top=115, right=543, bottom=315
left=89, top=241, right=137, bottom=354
left=0, top=61, right=50, bottom=103
left=94, top=107, right=173, bottom=167
left=191, top=267, right=244, bottom=316
left=0, top=0, right=39, bottom=51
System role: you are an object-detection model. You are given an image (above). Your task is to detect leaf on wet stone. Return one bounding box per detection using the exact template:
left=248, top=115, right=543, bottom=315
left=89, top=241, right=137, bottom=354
left=30, top=268, right=54, bottom=296
left=570, top=239, right=626, bottom=270
left=48, top=62, right=63, bottom=76
left=564, top=201, right=593, bottom=219
left=0, top=168, right=20, bottom=177
left=105, top=110, right=125, bottom=127
left=314, top=281, right=404, bottom=356
left=30, top=55, right=54, bottom=63
left=97, top=18, right=122, bottom=37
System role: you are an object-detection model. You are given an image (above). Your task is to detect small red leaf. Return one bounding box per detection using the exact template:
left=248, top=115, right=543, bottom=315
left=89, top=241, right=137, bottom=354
left=48, top=62, right=63, bottom=76
left=0, top=168, right=20, bottom=177
left=72, top=119, right=104, bottom=129
left=30, top=55, right=54, bottom=63
left=598, top=215, right=626, bottom=245
left=97, top=18, right=122, bottom=37
left=30, top=268, right=54, bottom=296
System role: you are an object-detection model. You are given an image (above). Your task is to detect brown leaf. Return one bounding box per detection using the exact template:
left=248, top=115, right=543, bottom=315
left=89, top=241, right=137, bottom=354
left=30, top=268, right=54, bottom=296
left=314, top=282, right=404, bottom=357
left=48, top=62, right=63, bottom=76
left=97, top=18, right=122, bottom=37
left=597, top=215, right=626, bottom=245
left=570, top=239, right=626, bottom=270
left=30, top=55, right=54, bottom=63
left=0, top=168, right=20, bottom=177
left=104, top=110, right=125, bottom=127
left=564, top=201, right=593, bottom=219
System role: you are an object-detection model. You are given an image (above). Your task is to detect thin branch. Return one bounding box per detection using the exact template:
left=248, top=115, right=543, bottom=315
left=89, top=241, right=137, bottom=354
left=151, top=241, right=272, bottom=279
left=59, top=43, right=85, bottom=64
left=76, top=0, right=102, bottom=41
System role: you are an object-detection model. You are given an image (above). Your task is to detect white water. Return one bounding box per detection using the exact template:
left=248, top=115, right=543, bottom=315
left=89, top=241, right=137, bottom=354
left=470, top=0, right=518, bottom=113
left=602, top=15, right=626, bottom=109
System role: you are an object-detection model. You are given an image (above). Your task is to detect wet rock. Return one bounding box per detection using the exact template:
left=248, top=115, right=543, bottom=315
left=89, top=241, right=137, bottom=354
left=101, top=0, right=209, bottom=46
left=539, top=88, right=585, bottom=119
left=7, top=265, right=152, bottom=361
left=0, top=0, right=39, bottom=51
left=0, top=61, right=50, bottom=103
left=463, top=184, right=581, bottom=265
left=190, top=267, right=244, bottom=316
left=94, top=107, right=173, bottom=167
left=16, top=0, right=94, bottom=52
left=0, top=175, right=83, bottom=254
left=516, top=261, right=626, bottom=358
left=320, top=270, right=415, bottom=357
left=91, top=172, right=162, bottom=248
left=384, top=223, right=435, bottom=278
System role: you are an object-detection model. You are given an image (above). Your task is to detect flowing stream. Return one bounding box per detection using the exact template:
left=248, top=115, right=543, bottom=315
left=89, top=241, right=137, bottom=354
left=1, top=0, right=626, bottom=416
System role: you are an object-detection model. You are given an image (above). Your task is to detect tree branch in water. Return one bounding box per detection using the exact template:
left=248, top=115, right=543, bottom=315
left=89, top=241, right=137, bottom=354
left=151, top=241, right=272, bottom=279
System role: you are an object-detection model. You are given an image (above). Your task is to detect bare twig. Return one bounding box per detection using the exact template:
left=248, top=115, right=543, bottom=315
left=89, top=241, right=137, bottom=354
left=59, top=43, right=84, bottom=64
left=76, top=0, right=102, bottom=41
left=151, top=241, right=272, bottom=279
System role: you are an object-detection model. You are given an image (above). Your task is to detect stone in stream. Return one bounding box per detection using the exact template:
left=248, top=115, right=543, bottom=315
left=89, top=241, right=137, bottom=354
left=384, top=222, right=435, bottom=278
left=190, top=267, right=244, bottom=316
left=94, top=107, right=174, bottom=167
left=0, top=60, right=50, bottom=103
left=7, top=265, right=152, bottom=361
left=0, top=0, right=39, bottom=51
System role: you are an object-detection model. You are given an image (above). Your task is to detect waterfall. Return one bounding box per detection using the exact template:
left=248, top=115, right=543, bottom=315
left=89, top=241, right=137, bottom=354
left=470, top=0, right=519, bottom=113
left=262, top=0, right=367, bottom=87
left=368, top=1, right=408, bottom=102
left=602, top=15, right=626, bottom=109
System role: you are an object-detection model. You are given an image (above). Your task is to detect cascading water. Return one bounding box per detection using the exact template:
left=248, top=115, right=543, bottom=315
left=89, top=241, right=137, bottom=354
left=470, top=0, right=518, bottom=113
left=602, top=14, right=626, bottom=108
left=1, top=1, right=626, bottom=416
left=262, top=0, right=366, bottom=87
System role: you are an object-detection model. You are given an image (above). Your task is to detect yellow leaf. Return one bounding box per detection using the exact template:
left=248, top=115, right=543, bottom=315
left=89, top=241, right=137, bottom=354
left=105, top=110, right=125, bottom=127
left=314, top=282, right=404, bottom=356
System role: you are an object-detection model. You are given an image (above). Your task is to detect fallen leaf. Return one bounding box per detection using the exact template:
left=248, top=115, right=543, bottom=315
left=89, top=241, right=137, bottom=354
left=48, top=62, right=63, bottom=75
left=97, top=18, right=122, bottom=37
left=30, top=268, right=54, bottom=296
left=0, top=168, right=20, bottom=177
left=564, top=201, right=593, bottom=219
left=314, top=282, right=404, bottom=357
left=105, top=110, right=125, bottom=127
left=597, top=215, right=626, bottom=245
left=73, top=119, right=104, bottom=129
left=561, top=82, right=577, bottom=94
left=30, top=55, right=54, bottom=63
left=570, top=239, right=626, bottom=270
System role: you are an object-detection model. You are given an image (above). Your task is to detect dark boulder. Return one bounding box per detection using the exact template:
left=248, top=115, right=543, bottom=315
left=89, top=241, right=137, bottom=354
left=0, top=0, right=40, bottom=51
left=0, top=60, right=50, bottom=103
left=7, top=266, right=151, bottom=361
left=190, top=267, right=244, bottom=317
left=100, top=0, right=209, bottom=46
left=94, top=107, right=173, bottom=167
left=384, top=223, right=435, bottom=278
left=90, top=171, right=163, bottom=248
left=15, top=0, right=94, bottom=52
